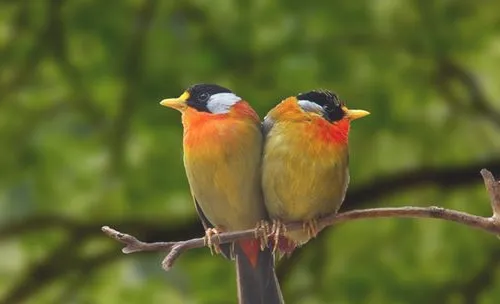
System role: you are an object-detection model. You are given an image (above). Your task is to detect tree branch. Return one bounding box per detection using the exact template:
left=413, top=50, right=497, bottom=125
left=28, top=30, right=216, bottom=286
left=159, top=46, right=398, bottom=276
left=3, top=159, right=498, bottom=241
left=481, top=169, right=500, bottom=220
left=103, top=169, right=500, bottom=271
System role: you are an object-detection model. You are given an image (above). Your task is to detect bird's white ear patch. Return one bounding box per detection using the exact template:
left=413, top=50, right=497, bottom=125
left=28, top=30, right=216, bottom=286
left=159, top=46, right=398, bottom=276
left=297, top=99, right=324, bottom=115
left=206, top=93, right=241, bottom=114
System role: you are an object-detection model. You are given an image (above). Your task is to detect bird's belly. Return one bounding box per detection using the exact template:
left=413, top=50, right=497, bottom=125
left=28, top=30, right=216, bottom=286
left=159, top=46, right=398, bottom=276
left=262, top=131, right=349, bottom=222
left=186, top=161, right=265, bottom=231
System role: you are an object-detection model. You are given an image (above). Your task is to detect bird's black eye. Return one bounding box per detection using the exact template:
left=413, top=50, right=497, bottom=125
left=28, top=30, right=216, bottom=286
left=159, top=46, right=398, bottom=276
left=185, top=83, right=232, bottom=113
left=324, top=104, right=333, bottom=113
left=297, top=90, right=345, bottom=122
left=199, top=92, right=210, bottom=102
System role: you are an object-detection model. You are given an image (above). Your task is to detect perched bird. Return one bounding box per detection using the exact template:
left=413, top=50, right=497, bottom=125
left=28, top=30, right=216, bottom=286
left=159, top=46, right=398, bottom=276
left=160, top=84, right=283, bottom=304
left=261, top=90, right=369, bottom=251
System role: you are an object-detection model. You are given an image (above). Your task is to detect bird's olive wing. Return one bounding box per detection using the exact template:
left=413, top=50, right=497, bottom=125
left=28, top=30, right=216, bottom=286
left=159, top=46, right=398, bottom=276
left=261, top=116, right=275, bottom=137
left=193, top=196, right=232, bottom=259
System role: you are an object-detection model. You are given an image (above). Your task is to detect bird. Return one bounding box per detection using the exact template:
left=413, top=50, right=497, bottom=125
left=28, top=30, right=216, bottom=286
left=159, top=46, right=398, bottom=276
left=261, top=90, right=369, bottom=253
left=160, top=84, right=283, bottom=304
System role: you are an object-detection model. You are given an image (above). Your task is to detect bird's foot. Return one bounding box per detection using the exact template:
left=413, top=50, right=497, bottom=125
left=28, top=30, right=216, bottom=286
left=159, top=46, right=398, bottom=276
left=270, top=219, right=287, bottom=254
left=204, top=227, right=223, bottom=255
left=254, top=220, right=271, bottom=250
left=303, top=218, right=319, bottom=239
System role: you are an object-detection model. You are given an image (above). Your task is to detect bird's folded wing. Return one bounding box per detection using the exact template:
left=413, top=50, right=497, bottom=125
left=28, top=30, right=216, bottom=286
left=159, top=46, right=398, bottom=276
left=193, top=195, right=232, bottom=259
left=261, top=116, right=275, bottom=137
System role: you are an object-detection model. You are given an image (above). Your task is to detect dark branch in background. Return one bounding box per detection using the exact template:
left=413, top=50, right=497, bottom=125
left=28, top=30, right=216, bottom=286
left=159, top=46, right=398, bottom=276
left=0, top=232, right=85, bottom=304
left=0, top=0, right=64, bottom=103
left=102, top=169, right=500, bottom=271
left=0, top=0, right=29, bottom=60
left=432, top=247, right=500, bottom=304
left=0, top=238, right=117, bottom=304
left=109, top=0, right=158, bottom=174
left=53, top=250, right=119, bottom=304
left=48, top=1, right=103, bottom=125
left=1, top=2, right=156, bottom=302
left=460, top=248, right=500, bottom=304
left=343, top=159, right=500, bottom=211
left=0, top=218, right=201, bottom=304
left=416, top=1, right=500, bottom=128
left=436, top=60, right=500, bottom=128
left=0, top=216, right=202, bottom=243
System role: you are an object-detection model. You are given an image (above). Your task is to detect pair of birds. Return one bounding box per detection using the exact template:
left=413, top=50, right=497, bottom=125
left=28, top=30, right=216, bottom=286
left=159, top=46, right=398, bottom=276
left=160, top=84, right=369, bottom=304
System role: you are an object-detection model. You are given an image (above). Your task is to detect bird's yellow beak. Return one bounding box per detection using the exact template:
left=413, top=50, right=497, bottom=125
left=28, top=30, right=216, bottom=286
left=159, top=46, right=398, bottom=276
left=345, top=108, right=370, bottom=121
left=160, top=91, right=190, bottom=112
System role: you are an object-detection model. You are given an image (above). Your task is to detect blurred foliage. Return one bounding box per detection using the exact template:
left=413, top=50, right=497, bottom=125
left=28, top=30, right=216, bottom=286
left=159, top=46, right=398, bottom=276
left=0, top=0, right=499, bottom=303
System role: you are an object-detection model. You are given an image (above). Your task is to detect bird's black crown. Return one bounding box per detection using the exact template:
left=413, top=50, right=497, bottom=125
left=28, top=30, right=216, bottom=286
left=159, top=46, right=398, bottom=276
left=297, top=90, right=345, bottom=122
left=186, top=84, right=232, bottom=112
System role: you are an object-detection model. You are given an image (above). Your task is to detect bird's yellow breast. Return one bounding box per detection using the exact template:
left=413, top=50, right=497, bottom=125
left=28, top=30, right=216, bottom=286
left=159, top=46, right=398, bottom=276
left=262, top=118, right=349, bottom=223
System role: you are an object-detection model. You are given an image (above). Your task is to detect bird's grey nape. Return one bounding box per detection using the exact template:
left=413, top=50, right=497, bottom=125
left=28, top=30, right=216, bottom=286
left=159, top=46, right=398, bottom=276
left=297, top=99, right=326, bottom=115
left=206, top=93, right=241, bottom=114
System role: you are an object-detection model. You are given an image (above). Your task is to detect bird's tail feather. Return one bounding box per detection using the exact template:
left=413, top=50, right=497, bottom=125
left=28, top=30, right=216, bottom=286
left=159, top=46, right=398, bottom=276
left=234, top=240, right=284, bottom=304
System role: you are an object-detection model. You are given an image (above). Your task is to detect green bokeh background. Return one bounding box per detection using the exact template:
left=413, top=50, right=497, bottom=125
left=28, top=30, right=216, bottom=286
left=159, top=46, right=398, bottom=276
left=1, top=0, right=500, bottom=303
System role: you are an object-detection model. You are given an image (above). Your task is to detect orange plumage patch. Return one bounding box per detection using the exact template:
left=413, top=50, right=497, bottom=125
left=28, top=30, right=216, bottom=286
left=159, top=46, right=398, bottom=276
left=231, top=101, right=260, bottom=122
left=182, top=101, right=260, bottom=149
left=269, top=97, right=305, bottom=121
left=238, top=239, right=260, bottom=268
left=313, top=116, right=349, bottom=145
left=270, top=98, right=350, bottom=146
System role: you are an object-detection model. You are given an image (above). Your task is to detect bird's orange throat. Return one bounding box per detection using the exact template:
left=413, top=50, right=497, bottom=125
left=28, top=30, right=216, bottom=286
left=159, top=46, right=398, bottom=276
left=181, top=101, right=260, bottom=150
left=315, top=117, right=350, bottom=145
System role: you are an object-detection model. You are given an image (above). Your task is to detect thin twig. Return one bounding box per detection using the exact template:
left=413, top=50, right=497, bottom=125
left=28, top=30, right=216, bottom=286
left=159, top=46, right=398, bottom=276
left=103, top=170, right=500, bottom=271
left=480, top=169, right=500, bottom=221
